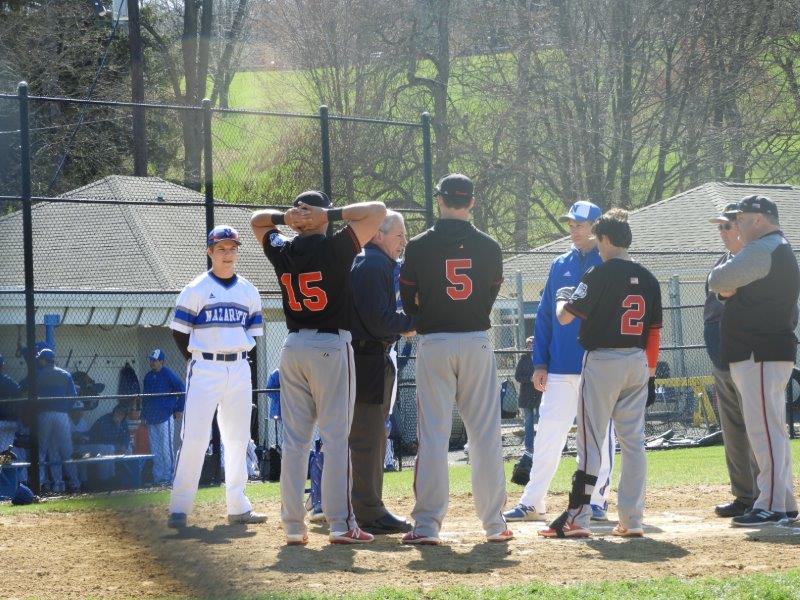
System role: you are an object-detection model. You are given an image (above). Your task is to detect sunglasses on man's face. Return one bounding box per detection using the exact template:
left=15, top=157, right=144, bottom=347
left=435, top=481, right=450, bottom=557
left=718, top=223, right=733, bottom=231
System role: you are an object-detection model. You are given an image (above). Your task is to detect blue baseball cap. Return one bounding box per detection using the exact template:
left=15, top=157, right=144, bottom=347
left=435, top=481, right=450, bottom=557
left=36, top=348, right=55, bottom=362
left=207, top=225, right=241, bottom=247
left=559, top=201, right=601, bottom=223
left=148, top=348, right=165, bottom=361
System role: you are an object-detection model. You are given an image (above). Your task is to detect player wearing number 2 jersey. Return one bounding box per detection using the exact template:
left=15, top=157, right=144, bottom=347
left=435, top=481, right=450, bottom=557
left=250, top=191, right=386, bottom=546
left=399, top=173, right=512, bottom=545
left=539, top=208, right=662, bottom=539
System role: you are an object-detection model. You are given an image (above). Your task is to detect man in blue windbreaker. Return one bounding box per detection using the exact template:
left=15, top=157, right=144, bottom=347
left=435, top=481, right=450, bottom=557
left=141, top=349, right=185, bottom=484
left=504, top=201, right=616, bottom=522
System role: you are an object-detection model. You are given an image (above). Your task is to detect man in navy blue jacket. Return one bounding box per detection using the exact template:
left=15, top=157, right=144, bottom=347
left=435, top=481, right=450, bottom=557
left=505, top=201, right=616, bottom=522
left=141, top=349, right=185, bottom=484
left=350, top=210, right=416, bottom=534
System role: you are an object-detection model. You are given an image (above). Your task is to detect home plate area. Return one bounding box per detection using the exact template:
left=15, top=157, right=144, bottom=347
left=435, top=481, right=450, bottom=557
left=3, top=486, right=799, bottom=599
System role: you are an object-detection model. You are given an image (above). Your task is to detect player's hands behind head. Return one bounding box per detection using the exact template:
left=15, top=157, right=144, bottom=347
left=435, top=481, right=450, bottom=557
left=284, top=206, right=313, bottom=232
left=294, top=201, right=330, bottom=231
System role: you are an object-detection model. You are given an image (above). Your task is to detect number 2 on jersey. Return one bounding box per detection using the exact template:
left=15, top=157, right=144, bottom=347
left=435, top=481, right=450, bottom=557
left=446, top=259, right=473, bottom=300
left=621, top=294, right=645, bottom=335
left=280, top=272, right=328, bottom=312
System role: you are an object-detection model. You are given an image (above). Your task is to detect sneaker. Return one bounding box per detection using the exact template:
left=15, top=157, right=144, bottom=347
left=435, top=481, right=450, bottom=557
left=227, top=510, right=267, bottom=525
left=503, top=504, right=546, bottom=522
left=539, top=522, right=591, bottom=538
left=786, top=510, right=798, bottom=520
left=731, top=508, right=785, bottom=527
left=487, top=529, right=514, bottom=543
left=714, top=500, right=752, bottom=518
left=308, top=506, right=326, bottom=523
left=611, top=524, right=644, bottom=537
left=167, top=513, right=187, bottom=529
left=286, top=533, right=309, bottom=546
left=590, top=503, right=608, bottom=521
left=329, top=527, right=374, bottom=544
left=538, top=512, right=590, bottom=538
left=401, top=531, right=441, bottom=545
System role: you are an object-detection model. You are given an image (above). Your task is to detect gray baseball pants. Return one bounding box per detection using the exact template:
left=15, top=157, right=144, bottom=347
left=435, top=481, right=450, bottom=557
left=713, top=366, right=759, bottom=506
left=729, top=356, right=797, bottom=514
left=569, top=348, right=648, bottom=530
left=279, top=329, right=357, bottom=536
left=411, top=331, right=507, bottom=538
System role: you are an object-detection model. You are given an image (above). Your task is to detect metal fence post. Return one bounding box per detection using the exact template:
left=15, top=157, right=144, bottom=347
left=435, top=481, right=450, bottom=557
left=319, top=105, right=332, bottom=201
left=668, top=275, right=686, bottom=377
left=421, top=112, right=434, bottom=227
left=18, top=81, right=40, bottom=494
left=201, top=97, right=222, bottom=485
left=202, top=98, right=214, bottom=242
left=516, top=271, right=525, bottom=349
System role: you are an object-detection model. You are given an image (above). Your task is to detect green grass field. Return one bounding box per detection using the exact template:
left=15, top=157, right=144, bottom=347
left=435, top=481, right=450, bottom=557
left=240, top=571, right=800, bottom=599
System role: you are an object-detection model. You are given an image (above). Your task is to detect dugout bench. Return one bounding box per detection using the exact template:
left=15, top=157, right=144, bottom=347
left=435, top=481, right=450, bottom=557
left=0, top=453, right=153, bottom=498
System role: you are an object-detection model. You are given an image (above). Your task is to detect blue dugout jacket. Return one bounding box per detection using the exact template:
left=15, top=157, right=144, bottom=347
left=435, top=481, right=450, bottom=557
left=532, top=245, right=602, bottom=375
left=141, top=366, right=185, bottom=425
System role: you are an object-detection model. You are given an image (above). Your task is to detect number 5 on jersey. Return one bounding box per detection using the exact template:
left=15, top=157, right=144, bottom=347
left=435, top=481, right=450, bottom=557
left=446, top=259, right=473, bottom=300
left=280, top=272, right=329, bottom=312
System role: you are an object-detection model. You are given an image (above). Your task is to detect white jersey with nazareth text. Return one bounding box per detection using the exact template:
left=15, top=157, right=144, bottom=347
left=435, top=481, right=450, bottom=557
left=170, top=271, right=264, bottom=354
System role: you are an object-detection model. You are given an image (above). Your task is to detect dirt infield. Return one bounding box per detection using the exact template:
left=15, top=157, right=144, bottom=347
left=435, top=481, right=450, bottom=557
left=2, top=485, right=799, bottom=599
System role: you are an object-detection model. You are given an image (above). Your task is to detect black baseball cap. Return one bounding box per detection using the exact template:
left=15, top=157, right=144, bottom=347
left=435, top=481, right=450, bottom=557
left=726, top=195, right=779, bottom=219
left=434, top=173, right=474, bottom=201
left=709, top=202, right=741, bottom=224
left=293, top=190, right=332, bottom=208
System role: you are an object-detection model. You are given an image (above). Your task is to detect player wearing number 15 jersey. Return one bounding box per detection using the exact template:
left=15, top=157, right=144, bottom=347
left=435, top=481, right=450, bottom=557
left=539, top=208, right=662, bottom=539
left=251, top=191, right=386, bottom=546
left=398, top=173, right=512, bottom=545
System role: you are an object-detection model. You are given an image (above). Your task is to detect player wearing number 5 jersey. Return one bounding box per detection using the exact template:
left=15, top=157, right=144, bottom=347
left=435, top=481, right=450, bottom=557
left=399, top=173, right=512, bottom=545
left=251, top=191, right=386, bottom=546
left=539, top=209, right=662, bottom=539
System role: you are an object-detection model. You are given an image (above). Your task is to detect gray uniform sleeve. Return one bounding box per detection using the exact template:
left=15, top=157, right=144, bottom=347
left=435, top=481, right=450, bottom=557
left=708, top=239, right=773, bottom=295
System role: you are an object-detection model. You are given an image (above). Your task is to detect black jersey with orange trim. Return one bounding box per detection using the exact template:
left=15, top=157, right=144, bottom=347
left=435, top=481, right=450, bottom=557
left=263, top=225, right=361, bottom=331
left=565, top=258, right=662, bottom=351
left=399, top=219, right=503, bottom=334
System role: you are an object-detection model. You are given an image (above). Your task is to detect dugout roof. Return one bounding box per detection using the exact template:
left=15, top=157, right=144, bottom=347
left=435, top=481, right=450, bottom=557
left=0, top=175, right=286, bottom=293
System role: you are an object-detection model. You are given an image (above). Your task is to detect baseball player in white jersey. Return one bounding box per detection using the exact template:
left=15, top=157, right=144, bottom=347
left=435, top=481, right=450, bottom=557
left=166, top=225, right=267, bottom=528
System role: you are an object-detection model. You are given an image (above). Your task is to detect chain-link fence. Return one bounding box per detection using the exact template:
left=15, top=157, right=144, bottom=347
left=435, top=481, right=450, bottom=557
left=0, top=84, right=433, bottom=494
left=1, top=84, right=798, bottom=493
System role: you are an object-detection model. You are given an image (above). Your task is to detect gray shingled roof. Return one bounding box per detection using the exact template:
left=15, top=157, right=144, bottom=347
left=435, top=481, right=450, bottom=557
left=502, top=182, right=800, bottom=295
left=0, top=175, right=284, bottom=292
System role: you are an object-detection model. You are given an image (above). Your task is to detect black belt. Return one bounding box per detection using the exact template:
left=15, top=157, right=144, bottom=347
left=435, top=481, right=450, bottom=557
left=352, top=339, right=393, bottom=354
left=200, top=351, right=247, bottom=361
left=288, top=328, right=339, bottom=335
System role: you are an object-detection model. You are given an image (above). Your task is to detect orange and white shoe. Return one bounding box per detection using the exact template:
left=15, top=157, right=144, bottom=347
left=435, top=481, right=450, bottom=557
left=286, top=533, right=309, bottom=546
left=401, top=531, right=441, bottom=545
left=611, top=524, right=644, bottom=538
left=538, top=522, right=591, bottom=538
left=329, top=527, right=374, bottom=544
left=487, top=529, right=514, bottom=543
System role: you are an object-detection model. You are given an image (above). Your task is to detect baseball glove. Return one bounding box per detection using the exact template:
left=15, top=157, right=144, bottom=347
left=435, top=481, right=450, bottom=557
left=646, top=376, right=656, bottom=407
left=555, top=286, right=575, bottom=303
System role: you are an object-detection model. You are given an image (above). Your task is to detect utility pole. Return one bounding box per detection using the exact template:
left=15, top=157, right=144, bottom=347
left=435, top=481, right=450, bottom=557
left=127, top=0, right=147, bottom=174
